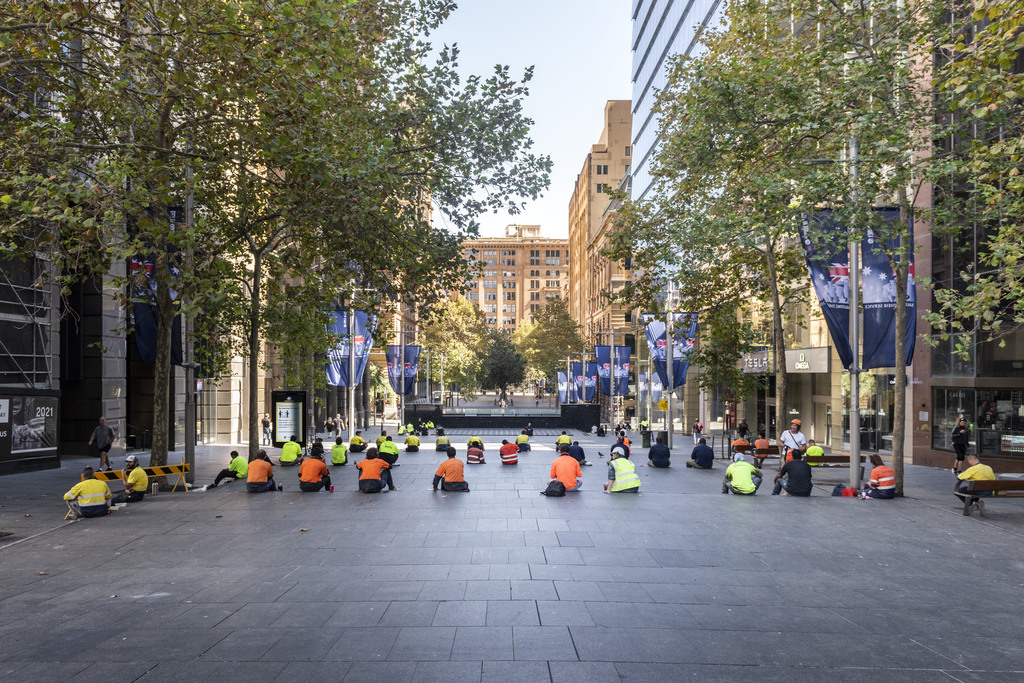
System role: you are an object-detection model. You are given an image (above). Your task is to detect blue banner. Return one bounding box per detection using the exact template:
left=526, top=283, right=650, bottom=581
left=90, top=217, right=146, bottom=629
left=800, top=211, right=854, bottom=369
left=614, top=346, right=631, bottom=396
left=595, top=346, right=611, bottom=396
left=571, top=362, right=583, bottom=402
left=386, top=345, right=420, bottom=395
left=584, top=362, right=598, bottom=402
left=557, top=370, right=568, bottom=404
left=327, top=310, right=374, bottom=386
left=130, top=254, right=182, bottom=366
left=862, top=212, right=916, bottom=368
left=643, top=314, right=698, bottom=388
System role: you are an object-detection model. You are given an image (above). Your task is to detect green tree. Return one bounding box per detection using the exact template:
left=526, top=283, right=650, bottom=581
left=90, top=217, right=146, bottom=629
left=514, top=299, right=587, bottom=382
left=422, top=298, right=487, bottom=400
left=926, top=0, right=1024, bottom=351
left=480, top=329, right=526, bottom=402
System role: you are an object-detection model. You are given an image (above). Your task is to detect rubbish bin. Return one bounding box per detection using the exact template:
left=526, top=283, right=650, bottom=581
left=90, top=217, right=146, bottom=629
left=656, top=430, right=668, bottom=445
left=641, top=431, right=651, bottom=448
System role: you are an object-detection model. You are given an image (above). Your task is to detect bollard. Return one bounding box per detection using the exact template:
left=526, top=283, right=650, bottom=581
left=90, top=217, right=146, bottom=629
left=151, top=483, right=159, bottom=496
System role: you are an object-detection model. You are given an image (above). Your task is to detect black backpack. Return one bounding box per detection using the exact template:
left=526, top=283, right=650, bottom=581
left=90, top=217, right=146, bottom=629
left=542, top=479, right=566, bottom=497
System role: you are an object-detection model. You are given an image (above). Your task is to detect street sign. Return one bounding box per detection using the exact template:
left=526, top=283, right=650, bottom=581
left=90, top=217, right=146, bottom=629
left=658, top=401, right=668, bottom=410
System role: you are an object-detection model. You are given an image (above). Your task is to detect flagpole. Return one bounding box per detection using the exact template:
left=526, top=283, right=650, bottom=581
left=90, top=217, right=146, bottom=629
left=347, top=307, right=356, bottom=444
left=849, top=136, right=862, bottom=488
left=398, top=308, right=405, bottom=432
left=666, top=308, right=675, bottom=450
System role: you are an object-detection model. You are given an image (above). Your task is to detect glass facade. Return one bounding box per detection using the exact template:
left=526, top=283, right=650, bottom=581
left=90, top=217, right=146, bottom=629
left=631, top=0, right=725, bottom=201
left=932, top=388, right=1024, bottom=457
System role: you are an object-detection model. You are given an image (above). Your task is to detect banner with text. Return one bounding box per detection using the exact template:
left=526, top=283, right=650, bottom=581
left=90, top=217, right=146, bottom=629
left=614, top=345, right=632, bottom=396
left=862, top=214, right=916, bottom=368
left=557, top=371, right=568, bottom=404
left=584, top=362, right=598, bottom=402
left=643, top=314, right=698, bottom=388
left=327, top=310, right=374, bottom=386
left=571, top=362, right=583, bottom=402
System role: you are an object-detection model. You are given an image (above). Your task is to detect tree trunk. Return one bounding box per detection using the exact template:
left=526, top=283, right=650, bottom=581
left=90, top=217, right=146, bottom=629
left=766, top=246, right=789, bottom=450
left=150, top=250, right=174, bottom=468
left=892, top=195, right=911, bottom=496
left=247, top=252, right=262, bottom=460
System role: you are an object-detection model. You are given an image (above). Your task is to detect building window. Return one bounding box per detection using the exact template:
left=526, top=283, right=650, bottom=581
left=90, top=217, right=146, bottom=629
left=503, top=304, right=516, bottom=313
left=503, top=292, right=516, bottom=301
left=503, top=280, right=515, bottom=289
left=530, top=280, right=539, bottom=289
left=486, top=316, right=497, bottom=325
left=484, top=292, right=497, bottom=301
left=483, top=280, right=496, bottom=288
left=596, top=183, right=604, bottom=193
left=546, top=280, right=559, bottom=288
left=503, top=317, right=515, bottom=326
left=530, top=250, right=540, bottom=266
left=484, top=269, right=497, bottom=276
left=464, top=292, right=478, bottom=301
left=545, top=292, right=560, bottom=300
left=502, top=258, right=515, bottom=266
left=625, top=146, right=631, bottom=156
left=531, top=303, right=540, bottom=312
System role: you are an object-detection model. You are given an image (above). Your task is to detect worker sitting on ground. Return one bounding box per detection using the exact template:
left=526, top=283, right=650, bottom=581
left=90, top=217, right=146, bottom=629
left=64, top=467, right=111, bottom=518
left=433, top=447, right=470, bottom=492
left=331, top=437, right=348, bottom=466
left=467, top=435, right=484, bottom=451
left=349, top=431, right=367, bottom=453
left=280, top=436, right=302, bottom=467
left=404, top=432, right=420, bottom=453
left=555, top=431, right=572, bottom=448
left=515, top=429, right=531, bottom=452
left=435, top=429, right=452, bottom=452
left=603, top=447, right=640, bottom=494
left=499, top=439, right=519, bottom=465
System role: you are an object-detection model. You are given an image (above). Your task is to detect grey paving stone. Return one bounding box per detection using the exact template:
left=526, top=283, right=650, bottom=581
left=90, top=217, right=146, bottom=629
left=411, top=660, right=484, bottom=683
left=261, top=629, right=343, bottom=662
left=485, top=600, right=540, bottom=626
left=432, top=600, right=487, bottom=627
left=341, top=661, right=417, bottom=682
left=512, top=626, right=577, bottom=661
left=481, top=660, right=550, bottom=681
left=549, top=661, right=621, bottom=682
left=200, top=627, right=282, bottom=662
left=379, top=601, right=440, bottom=627
left=323, top=627, right=401, bottom=661
left=324, top=602, right=387, bottom=628
left=450, top=626, right=513, bottom=661
left=464, top=580, right=510, bottom=601
left=274, top=661, right=353, bottom=682
left=510, top=579, right=558, bottom=601
left=387, top=626, right=457, bottom=661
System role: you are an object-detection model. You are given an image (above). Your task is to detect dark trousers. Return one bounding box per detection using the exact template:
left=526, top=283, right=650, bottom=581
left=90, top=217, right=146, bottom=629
left=213, top=469, right=241, bottom=486
left=112, top=489, right=145, bottom=504
left=299, top=476, right=331, bottom=492
left=518, top=443, right=531, bottom=452
left=441, top=480, right=469, bottom=492
left=406, top=445, right=419, bottom=452
left=247, top=478, right=277, bottom=493
left=864, top=488, right=895, bottom=499
left=349, top=444, right=366, bottom=453
left=953, top=443, right=967, bottom=462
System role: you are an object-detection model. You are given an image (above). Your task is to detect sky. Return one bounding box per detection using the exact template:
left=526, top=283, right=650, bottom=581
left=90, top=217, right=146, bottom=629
left=429, top=0, right=633, bottom=239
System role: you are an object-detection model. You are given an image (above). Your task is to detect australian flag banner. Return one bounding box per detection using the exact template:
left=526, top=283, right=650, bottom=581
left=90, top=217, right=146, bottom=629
left=862, top=211, right=916, bottom=368
left=130, top=254, right=182, bottom=366
left=327, top=310, right=374, bottom=386
left=614, top=346, right=631, bottom=396
left=595, top=345, right=612, bottom=395
left=571, top=362, right=583, bottom=402
left=386, top=345, right=420, bottom=395
left=557, top=371, right=569, bottom=404
left=584, top=362, right=598, bottom=402
left=800, top=211, right=854, bottom=369
left=643, top=314, right=698, bottom=388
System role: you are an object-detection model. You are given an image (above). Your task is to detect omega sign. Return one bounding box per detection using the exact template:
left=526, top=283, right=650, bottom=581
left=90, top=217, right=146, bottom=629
left=785, top=348, right=830, bottom=373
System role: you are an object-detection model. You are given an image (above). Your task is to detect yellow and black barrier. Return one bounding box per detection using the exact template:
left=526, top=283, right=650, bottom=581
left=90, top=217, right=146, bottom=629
left=92, top=459, right=192, bottom=493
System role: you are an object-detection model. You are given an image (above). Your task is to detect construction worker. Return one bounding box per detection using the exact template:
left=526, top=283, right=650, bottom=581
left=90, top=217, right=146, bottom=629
left=331, top=437, right=348, bottom=466
left=555, top=431, right=572, bottom=448
left=603, top=448, right=640, bottom=494
left=280, top=436, right=302, bottom=467
left=376, top=430, right=389, bottom=449
left=206, top=450, right=248, bottom=489
left=467, top=435, right=484, bottom=451
left=435, top=429, right=452, bottom=452
left=298, top=450, right=332, bottom=492
left=515, top=429, right=531, bottom=452
left=378, top=436, right=400, bottom=467
left=499, top=439, right=519, bottom=465
left=112, top=454, right=149, bottom=504
left=64, top=467, right=111, bottom=518
left=349, top=431, right=367, bottom=453
left=433, top=447, right=470, bottom=492
left=404, top=432, right=421, bottom=453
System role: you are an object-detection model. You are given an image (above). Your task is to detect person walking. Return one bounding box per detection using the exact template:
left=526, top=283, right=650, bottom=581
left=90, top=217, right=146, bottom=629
left=261, top=414, right=272, bottom=446
left=951, top=417, right=970, bottom=474
left=88, top=416, right=115, bottom=471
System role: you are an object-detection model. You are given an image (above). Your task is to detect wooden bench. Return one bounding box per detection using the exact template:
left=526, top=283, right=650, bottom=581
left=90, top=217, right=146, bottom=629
left=753, top=446, right=780, bottom=468
left=804, top=454, right=866, bottom=480
left=956, top=479, right=1024, bottom=516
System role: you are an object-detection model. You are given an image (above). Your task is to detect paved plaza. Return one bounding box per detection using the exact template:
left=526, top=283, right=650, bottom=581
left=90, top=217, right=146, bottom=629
left=2, top=427, right=1024, bottom=682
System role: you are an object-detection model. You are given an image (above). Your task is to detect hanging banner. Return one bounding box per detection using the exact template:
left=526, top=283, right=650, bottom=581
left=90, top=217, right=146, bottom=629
left=643, top=313, right=698, bottom=388
left=862, top=212, right=916, bottom=368
left=386, top=345, right=421, bottom=395
left=614, top=346, right=631, bottom=396
left=800, top=211, right=854, bottom=369
left=327, top=310, right=374, bottom=386
left=570, top=362, right=583, bottom=402
left=584, top=361, right=598, bottom=402
left=651, top=371, right=663, bottom=403
left=557, top=370, right=568, bottom=404
left=594, top=345, right=611, bottom=396
left=129, top=206, right=184, bottom=366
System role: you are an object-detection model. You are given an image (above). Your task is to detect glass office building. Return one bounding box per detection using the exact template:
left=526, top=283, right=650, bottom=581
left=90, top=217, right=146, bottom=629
left=630, top=0, right=725, bottom=201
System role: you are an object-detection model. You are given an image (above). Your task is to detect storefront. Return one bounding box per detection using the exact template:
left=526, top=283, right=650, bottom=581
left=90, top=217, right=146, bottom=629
left=932, top=388, right=1024, bottom=457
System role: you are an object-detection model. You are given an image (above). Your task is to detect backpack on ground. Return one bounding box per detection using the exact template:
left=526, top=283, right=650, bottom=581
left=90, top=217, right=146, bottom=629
left=542, top=479, right=566, bottom=497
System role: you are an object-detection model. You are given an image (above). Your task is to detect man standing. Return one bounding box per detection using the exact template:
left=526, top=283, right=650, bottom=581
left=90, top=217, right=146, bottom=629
left=737, top=418, right=750, bottom=441
left=261, top=414, right=272, bottom=446
left=647, top=435, right=672, bottom=468
left=206, top=450, right=248, bottom=489
left=280, top=436, right=302, bottom=467
left=64, top=467, right=111, bottom=518
left=88, top=416, right=115, bottom=471
left=433, top=447, right=470, bottom=491
left=772, top=451, right=813, bottom=496
left=955, top=453, right=995, bottom=515
left=692, top=418, right=703, bottom=445
left=112, top=455, right=148, bottom=504
left=780, top=419, right=807, bottom=462
left=686, top=438, right=714, bottom=469
left=722, top=454, right=762, bottom=495
left=550, top=447, right=583, bottom=492
left=951, top=417, right=970, bottom=474
left=298, top=450, right=332, bottom=492
left=603, top=447, right=640, bottom=494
